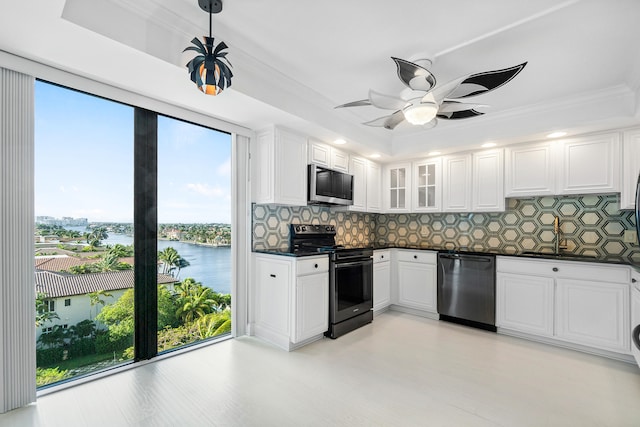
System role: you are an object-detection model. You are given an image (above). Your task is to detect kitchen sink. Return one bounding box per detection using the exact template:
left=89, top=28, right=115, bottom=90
left=520, top=251, right=597, bottom=260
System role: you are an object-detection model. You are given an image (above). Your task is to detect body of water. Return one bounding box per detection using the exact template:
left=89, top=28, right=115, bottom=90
left=65, top=227, right=231, bottom=294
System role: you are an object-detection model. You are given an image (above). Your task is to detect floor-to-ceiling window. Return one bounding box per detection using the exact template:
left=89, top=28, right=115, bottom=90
left=156, top=115, right=232, bottom=353
left=34, top=81, right=135, bottom=387
left=34, top=81, right=233, bottom=388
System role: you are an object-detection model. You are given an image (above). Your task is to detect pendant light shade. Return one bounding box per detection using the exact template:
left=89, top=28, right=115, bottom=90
left=183, top=0, right=233, bottom=96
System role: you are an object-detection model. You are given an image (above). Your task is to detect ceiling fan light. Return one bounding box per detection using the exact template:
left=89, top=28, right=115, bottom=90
left=403, top=103, right=438, bottom=125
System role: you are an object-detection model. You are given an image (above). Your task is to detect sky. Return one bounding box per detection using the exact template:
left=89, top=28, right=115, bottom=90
left=34, top=81, right=232, bottom=224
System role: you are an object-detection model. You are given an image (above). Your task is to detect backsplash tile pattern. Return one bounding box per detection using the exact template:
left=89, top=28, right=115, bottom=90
left=252, top=195, right=639, bottom=263
left=376, top=195, right=639, bottom=262
left=252, top=204, right=375, bottom=250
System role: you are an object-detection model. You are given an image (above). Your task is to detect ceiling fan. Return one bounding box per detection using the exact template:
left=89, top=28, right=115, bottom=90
left=335, top=58, right=527, bottom=130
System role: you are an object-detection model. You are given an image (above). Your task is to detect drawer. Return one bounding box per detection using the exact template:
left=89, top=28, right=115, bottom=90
left=373, top=250, right=391, bottom=263
left=497, top=256, right=631, bottom=283
left=396, top=250, right=437, bottom=264
left=296, top=256, right=329, bottom=276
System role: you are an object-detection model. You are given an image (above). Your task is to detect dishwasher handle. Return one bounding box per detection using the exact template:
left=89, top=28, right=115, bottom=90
left=438, top=254, right=493, bottom=263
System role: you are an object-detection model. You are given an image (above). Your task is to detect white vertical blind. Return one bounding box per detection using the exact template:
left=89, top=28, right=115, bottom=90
left=0, top=67, right=36, bottom=413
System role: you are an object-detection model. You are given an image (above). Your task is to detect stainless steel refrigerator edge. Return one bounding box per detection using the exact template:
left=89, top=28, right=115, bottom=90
left=437, top=253, right=496, bottom=331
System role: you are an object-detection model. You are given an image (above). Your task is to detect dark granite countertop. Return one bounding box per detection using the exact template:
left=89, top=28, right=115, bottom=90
left=253, top=245, right=633, bottom=266
left=369, top=244, right=632, bottom=265
left=253, top=249, right=329, bottom=258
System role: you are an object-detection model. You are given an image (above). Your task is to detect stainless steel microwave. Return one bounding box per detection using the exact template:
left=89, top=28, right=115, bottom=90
left=307, top=164, right=354, bottom=206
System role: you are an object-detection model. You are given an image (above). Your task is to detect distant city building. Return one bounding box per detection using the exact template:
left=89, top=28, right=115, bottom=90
left=36, top=216, right=88, bottom=227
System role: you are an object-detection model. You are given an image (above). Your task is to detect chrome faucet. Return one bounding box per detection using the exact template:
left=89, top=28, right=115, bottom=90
left=553, top=216, right=567, bottom=254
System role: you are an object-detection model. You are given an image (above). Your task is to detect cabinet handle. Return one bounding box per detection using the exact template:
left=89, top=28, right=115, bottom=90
left=381, top=255, right=384, bottom=259
left=270, top=274, right=276, bottom=278
left=413, top=255, right=418, bottom=259
left=633, top=278, right=637, bottom=283
left=552, top=267, right=558, bottom=272
left=314, top=263, right=318, bottom=268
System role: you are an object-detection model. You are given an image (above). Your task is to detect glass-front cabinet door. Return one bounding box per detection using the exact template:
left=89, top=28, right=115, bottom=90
left=384, top=163, right=411, bottom=212
left=413, top=158, right=441, bottom=212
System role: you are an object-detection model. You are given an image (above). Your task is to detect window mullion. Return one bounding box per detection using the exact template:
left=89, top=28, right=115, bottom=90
left=133, top=108, right=158, bottom=361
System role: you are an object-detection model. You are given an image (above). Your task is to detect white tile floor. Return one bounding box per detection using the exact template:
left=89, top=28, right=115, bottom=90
left=2, top=311, right=640, bottom=426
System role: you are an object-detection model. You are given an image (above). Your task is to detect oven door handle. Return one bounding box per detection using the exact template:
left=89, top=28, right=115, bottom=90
left=333, top=259, right=373, bottom=269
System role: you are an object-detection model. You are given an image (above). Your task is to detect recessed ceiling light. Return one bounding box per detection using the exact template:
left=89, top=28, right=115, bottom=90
left=370, top=153, right=381, bottom=159
left=427, top=151, right=441, bottom=156
left=546, top=131, right=567, bottom=139
left=334, top=139, right=347, bottom=145
left=481, top=142, right=497, bottom=148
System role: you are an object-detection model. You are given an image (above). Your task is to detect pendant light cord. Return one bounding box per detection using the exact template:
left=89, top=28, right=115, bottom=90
left=209, top=8, right=212, bottom=38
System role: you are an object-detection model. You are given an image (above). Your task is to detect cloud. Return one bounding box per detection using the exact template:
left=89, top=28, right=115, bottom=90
left=217, top=157, right=231, bottom=176
left=59, top=185, right=79, bottom=193
left=185, top=183, right=225, bottom=197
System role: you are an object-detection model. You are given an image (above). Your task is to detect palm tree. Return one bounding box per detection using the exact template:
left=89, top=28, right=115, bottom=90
left=107, top=243, right=133, bottom=258
left=157, top=247, right=189, bottom=277
left=175, top=281, right=216, bottom=323
left=195, top=311, right=231, bottom=339
left=173, top=257, right=190, bottom=279
left=86, top=227, right=108, bottom=248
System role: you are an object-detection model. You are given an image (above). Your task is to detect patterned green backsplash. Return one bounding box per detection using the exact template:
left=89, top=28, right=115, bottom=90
left=252, top=204, right=375, bottom=250
left=252, top=195, right=640, bottom=262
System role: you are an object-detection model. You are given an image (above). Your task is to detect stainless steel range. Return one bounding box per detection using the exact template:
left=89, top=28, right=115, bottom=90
left=290, top=224, right=374, bottom=338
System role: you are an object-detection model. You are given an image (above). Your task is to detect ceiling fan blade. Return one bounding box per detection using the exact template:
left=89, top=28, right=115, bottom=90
left=446, top=62, right=528, bottom=99
left=438, top=101, right=489, bottom=114
left=392, top=57, right=436, bottom=92
left=368, top=90, right=408, bottom=110
left=363, top=110, right=405, bottom=130
left=437, top=109, right=485, bottom=120
left=335, top=99, right=371, bottom=108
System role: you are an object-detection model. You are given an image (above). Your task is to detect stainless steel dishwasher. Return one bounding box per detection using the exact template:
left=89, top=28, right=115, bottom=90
left=437, top=252, right=496, bottom=331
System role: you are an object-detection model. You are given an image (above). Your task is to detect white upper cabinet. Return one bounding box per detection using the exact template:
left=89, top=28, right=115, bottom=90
left=557, top=132, right=620, bottom=195
left=366, top=160, right=382, bottom=213
left=331, top=148, right=349, bottom=172
left=308, top=139, right=348, bottom=172
left=442, top=154, right=472, bottom=212
left=347, top=156, right=367, bottom=212
left=472, top=149, right=505, bottom=212
left=412, top=158, right=441, bottom=212
left=383, top=163, right=412, bottom=213
left=621, top=127, right=640, bottom=210
left=252, top=126, right=308, bottom=206
left=505, top=141, right=555, bottom=197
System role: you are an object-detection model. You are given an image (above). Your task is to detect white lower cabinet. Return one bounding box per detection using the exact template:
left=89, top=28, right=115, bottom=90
left=395, top=250, right=437, bottom=313
left=253, top=254, right=328, bottom=350
left=555, top=278, right=629, bottom=353
left=496, top=257, right=631, bottom=356
left=373, top=250, right=391, bottom=313
left=496, top=272, right=554, bottom=337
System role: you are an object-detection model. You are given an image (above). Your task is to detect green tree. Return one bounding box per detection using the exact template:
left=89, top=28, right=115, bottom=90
left=158, top=285, right=180, bottom=329
left=86, top=227, right=108, bottom=249
left=89, top=289, right=114, bottom=320
left=106, top=243, right=133, bottom=258
left=158, top=247, right=190, bottom=277
left=37, top=325, right=66, bottom=349
left=35, top=292, right=59, bottom=327
left=36, top=367, right=70, bottom=387
left=195, top=311, right=231, bottom=339
left=96, top=289, right=134, bottom=342
left=94, top=251, right=132, bottom=272
left=175, top=279, right=216, bottom=323
left=70, top=319, right=97, bottom=339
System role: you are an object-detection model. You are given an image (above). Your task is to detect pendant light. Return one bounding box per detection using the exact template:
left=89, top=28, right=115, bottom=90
left=184, top=0, right=233, bottom=95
